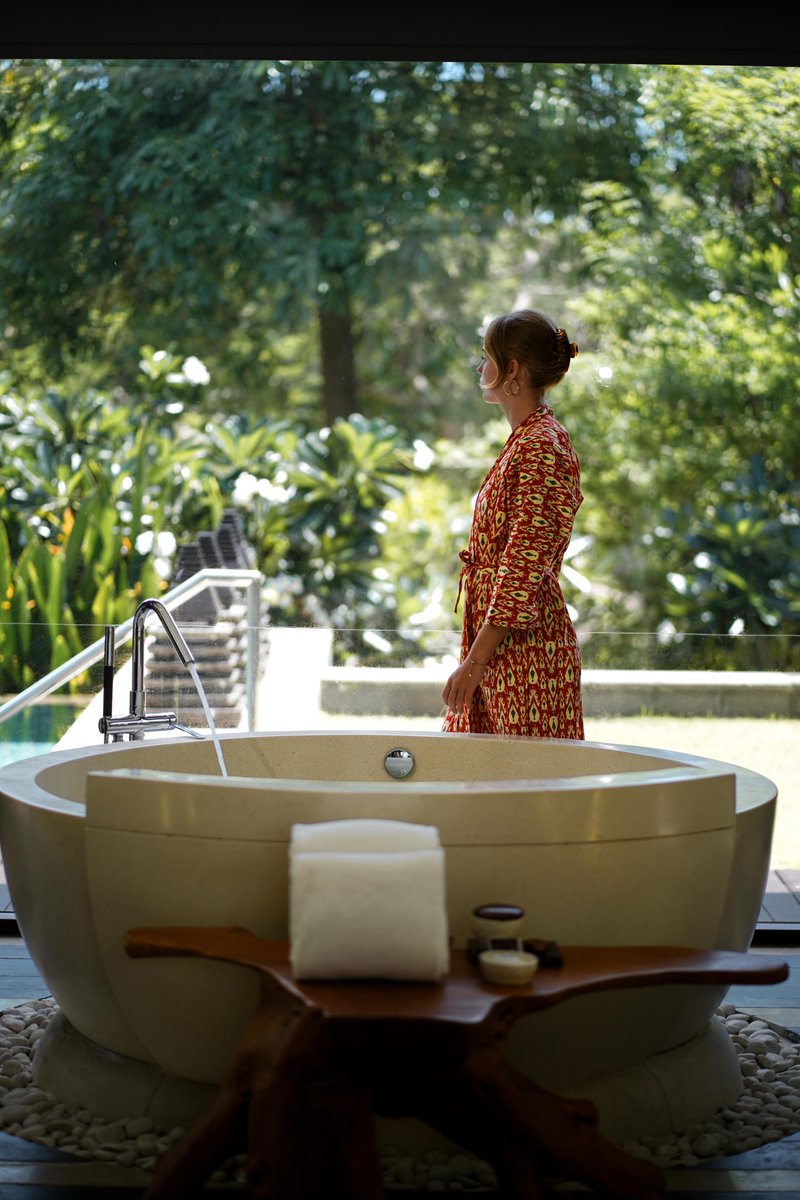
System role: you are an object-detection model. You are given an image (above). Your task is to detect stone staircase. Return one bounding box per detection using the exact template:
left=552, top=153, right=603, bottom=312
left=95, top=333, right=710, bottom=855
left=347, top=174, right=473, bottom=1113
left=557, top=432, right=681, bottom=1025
left=142, top=510, right=264, bottom=729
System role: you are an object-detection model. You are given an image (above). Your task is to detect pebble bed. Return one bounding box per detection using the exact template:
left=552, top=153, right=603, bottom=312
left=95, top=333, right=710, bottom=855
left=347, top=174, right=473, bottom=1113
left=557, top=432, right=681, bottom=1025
left=1, top=998, right=799, bottom=1191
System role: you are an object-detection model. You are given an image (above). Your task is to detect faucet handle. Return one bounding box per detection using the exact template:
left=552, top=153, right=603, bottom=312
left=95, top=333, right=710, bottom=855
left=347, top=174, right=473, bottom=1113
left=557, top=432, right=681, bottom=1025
left=101, top=626, right=116, bottom=743
left=174, top=722, right=209, bottom=740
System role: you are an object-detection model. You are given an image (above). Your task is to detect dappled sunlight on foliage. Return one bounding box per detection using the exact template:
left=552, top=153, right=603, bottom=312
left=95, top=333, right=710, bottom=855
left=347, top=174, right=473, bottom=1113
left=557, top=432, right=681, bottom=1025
left=0, top=61, right=797, bottom=683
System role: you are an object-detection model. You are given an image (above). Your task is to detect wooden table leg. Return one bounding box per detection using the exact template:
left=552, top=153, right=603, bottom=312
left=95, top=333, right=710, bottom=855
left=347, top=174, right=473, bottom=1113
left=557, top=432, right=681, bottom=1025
left=462, top=1041, right=664, bottom=1200
left=142, top=974, right=338, bottom=1200
left=246, top=1067, right=383, bottom=1199
left=362, top=1022, right=664, bottom=1200
left=140, top=1088, right=244, bottom=1200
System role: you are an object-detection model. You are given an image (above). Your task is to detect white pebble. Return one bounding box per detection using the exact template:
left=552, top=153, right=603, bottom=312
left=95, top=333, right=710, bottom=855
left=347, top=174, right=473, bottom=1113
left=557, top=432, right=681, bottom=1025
left=757, top=1053, right=787, bottom=1070
left=2, top=996, right=800, bottom=1188
left=93, top=1122, right=127, bottom=1145
left=389, top=1157, right=415, bottom=1186
left=692, top=1134, right=724, bottom=1157
left=0, top=1106, right=31, bottom=1125
left=125, top=1116, right=154, bottom=1137
left=726, top=1019, right=749, bottom=1033
left=17, top=1126, right=46, bottom=1140
left=135, top=1134, right=160, bottom=1153
left=49, top=1119, right=76, bottom=1134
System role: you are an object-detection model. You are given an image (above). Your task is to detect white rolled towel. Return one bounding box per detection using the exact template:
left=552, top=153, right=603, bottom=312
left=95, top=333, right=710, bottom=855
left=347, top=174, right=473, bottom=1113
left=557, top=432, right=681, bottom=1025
left=290, top=817, right=441, bottom=855
left=289, top=821, right=449, bottom=981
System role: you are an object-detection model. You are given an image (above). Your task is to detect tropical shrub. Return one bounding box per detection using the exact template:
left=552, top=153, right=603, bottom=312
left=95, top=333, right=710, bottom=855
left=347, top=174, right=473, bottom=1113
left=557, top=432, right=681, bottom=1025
left=0, top=364, right=220, bottom=691
left=0, top=365, right=429, bottom=688
left=230, top=414, right=421, bottom=664
left=654, top=456, right=800, bottom=670
left=0, top=498, right=161, bottom=691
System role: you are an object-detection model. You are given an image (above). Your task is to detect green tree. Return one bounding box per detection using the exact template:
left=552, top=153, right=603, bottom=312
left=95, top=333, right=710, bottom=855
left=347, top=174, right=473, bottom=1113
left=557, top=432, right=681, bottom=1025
left=559, top=65, right=800, bottom=665
left=0, top=59, right=645, bottom=426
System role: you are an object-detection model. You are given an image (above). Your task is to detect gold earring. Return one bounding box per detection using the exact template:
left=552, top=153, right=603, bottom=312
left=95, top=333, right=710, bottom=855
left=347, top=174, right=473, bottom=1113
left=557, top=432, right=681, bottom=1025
left=503, top=379, right=521, bottom=397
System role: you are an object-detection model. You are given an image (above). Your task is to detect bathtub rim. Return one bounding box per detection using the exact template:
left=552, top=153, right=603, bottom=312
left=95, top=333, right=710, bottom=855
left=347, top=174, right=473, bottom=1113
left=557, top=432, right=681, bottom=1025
left=0, top=729, right=776, bottom=819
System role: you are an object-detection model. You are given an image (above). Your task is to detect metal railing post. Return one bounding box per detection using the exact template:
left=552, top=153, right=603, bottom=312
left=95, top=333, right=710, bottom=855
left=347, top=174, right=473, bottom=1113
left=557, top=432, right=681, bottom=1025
left=246, top=576, right=261, bottom=731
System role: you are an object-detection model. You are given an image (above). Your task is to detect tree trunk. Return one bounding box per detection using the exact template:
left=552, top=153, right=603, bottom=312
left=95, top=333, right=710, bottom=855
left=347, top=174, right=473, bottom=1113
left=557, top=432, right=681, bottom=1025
left=318, top=299, right=357, bottom=425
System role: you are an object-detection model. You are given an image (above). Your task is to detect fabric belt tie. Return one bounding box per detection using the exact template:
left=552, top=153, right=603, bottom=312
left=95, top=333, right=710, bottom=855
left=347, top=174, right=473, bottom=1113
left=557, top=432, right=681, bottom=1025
left=454, top=549, right=558, bottom=613
left=454, top=549, right=492, bottom=613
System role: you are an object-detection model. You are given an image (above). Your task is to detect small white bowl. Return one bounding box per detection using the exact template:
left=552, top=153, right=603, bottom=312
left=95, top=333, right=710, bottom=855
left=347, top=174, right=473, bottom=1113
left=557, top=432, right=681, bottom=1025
left=478, top=949, right=538, bottom=986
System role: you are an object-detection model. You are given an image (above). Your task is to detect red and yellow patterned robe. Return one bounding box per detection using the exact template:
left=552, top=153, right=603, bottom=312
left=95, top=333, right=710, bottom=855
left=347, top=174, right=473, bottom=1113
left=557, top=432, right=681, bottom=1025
left=443, top=406, right=584, bottom=738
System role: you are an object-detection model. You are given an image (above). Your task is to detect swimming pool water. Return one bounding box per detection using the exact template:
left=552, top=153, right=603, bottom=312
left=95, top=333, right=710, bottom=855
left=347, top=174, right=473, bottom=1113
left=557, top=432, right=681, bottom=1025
left=0, top=704, right=79, bottom=768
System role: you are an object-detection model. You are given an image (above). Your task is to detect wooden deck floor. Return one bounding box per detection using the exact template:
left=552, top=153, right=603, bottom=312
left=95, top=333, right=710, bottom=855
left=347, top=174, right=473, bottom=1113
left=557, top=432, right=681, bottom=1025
left=759, top=869, right=800, bottom=933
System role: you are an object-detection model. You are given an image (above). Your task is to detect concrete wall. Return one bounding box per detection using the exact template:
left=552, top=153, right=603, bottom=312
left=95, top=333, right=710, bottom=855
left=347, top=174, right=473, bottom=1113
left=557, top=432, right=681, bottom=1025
left=319, top=665, right=800, bottom=720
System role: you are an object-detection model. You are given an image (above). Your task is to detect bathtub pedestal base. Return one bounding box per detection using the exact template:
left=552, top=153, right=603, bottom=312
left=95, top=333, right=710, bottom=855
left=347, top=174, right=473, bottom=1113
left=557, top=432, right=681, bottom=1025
left=32, top=1006, right=745, bottom=1152
left=122, top=927, right=788, bottom=1200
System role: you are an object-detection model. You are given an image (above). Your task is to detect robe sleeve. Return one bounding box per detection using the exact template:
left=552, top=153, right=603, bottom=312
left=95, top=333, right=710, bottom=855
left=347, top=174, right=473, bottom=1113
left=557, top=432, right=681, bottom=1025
left=485, top=436, right=580, bottom=629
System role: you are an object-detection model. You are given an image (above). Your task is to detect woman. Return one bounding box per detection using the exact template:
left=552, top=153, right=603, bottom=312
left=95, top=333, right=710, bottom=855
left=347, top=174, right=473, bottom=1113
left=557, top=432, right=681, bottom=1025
left=442, top=308, right=584, bottom=738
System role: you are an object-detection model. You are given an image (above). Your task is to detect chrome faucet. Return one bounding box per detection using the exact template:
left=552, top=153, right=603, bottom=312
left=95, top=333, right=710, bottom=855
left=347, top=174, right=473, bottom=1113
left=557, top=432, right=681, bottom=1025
left=99, top=599, right=202, bottom=742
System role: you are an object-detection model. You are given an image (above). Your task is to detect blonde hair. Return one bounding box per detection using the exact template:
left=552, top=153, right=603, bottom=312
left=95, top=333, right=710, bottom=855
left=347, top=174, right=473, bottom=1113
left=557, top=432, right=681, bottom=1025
left=482, top=309, right=578, bottom=393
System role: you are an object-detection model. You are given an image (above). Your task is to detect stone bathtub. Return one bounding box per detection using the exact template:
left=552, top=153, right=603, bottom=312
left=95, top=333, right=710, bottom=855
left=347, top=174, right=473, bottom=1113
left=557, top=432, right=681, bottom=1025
left=0, top=730, right=777, bottom=1141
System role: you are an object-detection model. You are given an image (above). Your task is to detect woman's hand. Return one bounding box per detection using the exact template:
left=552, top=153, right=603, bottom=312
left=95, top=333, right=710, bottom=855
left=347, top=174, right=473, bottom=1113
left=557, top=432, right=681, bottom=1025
left=442, top=656, right=488, bottom=717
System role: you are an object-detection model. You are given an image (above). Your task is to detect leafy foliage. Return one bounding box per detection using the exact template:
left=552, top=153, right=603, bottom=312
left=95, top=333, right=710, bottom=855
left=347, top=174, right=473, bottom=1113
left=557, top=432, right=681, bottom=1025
left=0, top=498, right=162, bottom=691
left=655, top=457, right=800, bottom=669
left=558, top=64, right=800, bottom=668
left=0, top=62, right=799, bottom=686
left=0, top=59, right=645, bottom=425
left=0, top=362, right=428, bottom=685
left=245, top=414, right=421, bottom=662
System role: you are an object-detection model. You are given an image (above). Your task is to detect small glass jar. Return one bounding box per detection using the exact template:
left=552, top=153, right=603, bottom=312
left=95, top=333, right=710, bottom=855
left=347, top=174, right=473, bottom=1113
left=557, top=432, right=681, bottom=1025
left=471, top=903, right=525, bottom=941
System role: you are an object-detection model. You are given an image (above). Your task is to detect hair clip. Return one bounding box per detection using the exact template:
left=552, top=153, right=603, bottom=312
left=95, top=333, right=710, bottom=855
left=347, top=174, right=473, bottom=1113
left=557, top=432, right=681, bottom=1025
left=555, top=328, right=579, bottom=360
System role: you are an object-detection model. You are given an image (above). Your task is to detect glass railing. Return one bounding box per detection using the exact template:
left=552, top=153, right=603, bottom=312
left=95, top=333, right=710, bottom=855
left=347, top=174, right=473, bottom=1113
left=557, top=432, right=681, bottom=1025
left=1, top=601, right=797, bottom=768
